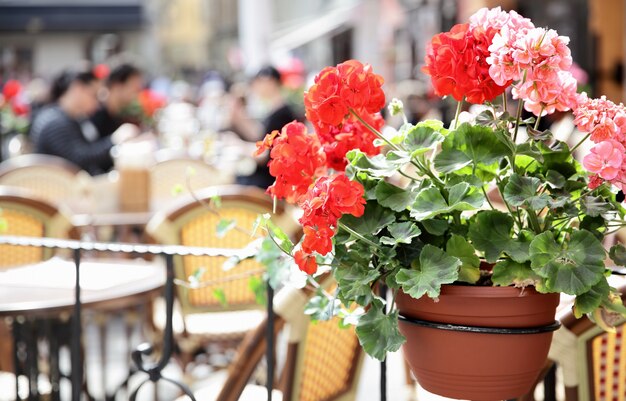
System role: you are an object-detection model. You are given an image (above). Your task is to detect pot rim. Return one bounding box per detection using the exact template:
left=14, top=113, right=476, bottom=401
left=432, top=284, right=548, bottom=298
left=398, top=315, right=562, bottom=334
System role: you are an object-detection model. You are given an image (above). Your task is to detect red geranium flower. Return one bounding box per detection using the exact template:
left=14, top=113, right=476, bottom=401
left=2, top=80, right=21, bottom=101
left=138, top=89, right=166, bottom=117
left=256, top=121, right=327, bottom=203
left=318, top=113, right=383, bottom=171
left=294, top=250, right=318, bottom=275
left=423, top=23, right=509, bottom=104
left=305, top=60, right=385, bottom=134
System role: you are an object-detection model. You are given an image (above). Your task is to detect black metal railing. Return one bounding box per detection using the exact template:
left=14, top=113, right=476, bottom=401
left=0, top=235, right=276, bottom=401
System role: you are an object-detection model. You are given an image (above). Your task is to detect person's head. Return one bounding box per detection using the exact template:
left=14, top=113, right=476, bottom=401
left=251, top=65, right=282, bottom=100
left=51, top=68, right=100, bottom=117
left=106, top=63, right=143, bottom=112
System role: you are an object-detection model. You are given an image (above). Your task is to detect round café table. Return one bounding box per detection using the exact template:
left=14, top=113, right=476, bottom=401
left=0, top=258, right=165, bottom=401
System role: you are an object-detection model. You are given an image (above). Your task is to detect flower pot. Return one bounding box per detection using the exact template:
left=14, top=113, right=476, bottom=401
left=396, top=285, right=560, bottom=401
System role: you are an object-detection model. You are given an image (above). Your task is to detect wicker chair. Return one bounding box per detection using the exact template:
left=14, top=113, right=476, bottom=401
left=0, top=187, right=75, bottom=268
left=517, top=278, right=626, bottom=401
left=146, top=185, right=299, bottom=363
left=150, top=157, right=234, bottom=209
left=175, top=281, right=364, bottom=401
left=0, top=154, right=92, bottom=209
left=0, top=188, right=74, bottom=391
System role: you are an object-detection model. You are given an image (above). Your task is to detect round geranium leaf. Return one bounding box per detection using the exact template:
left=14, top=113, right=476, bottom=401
left=529, top=230, right=606, bottom=295
left=396, top=244, right=461, bottom=299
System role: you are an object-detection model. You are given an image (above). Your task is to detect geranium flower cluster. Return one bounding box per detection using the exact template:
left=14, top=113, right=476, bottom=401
left=258, top=60, right=385, bottom=274
left=479, top=7, right=577, bottom=115
left=294, top=174, right=366, bottom=273
left=422, top=22, right=508, bottom=104
left=1, top=79, right=29, bottom=116
left=575, top=93, right=626, bottom=190
left=318, top=114, right=383, bottom=171
left=255, top=121, right=327, bottom=203
left=304, top=60, right=384, bottom=168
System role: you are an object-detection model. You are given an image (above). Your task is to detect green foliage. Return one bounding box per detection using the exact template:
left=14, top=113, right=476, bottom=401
left=396, top=245, right=461, bottom=299
left=410, top=183, right=484, bottom=220
left=529, top=231, right=606, bottom=295
left=468, top=211, right=531, bottom=263
left=355, top=301, right=405, bottom=361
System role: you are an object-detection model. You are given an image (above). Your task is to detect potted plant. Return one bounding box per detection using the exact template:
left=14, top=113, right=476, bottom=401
left=253, top=7, right=626, bottom=401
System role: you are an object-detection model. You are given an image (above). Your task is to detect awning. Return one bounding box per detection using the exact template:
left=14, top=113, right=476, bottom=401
left=0, top=4, right=143, bottom=32
left=270, top=3, right=359, bottom=53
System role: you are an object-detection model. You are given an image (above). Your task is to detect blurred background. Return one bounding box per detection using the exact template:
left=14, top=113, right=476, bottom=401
left=0, top=0, right=622, bottom=100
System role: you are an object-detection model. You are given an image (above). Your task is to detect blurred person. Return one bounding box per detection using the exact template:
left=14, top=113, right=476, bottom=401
left=230, top=66, right=297, bottom=188
left=31, top=68, right=138, bottom=175
left=90, top=63, right=143, bottom=139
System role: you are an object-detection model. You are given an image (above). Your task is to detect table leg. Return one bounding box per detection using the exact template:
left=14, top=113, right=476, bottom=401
left=25, top=320, right=39, bottom=401
left=12, top=320, right=21, bottom=401
left=49, top=320, right=61, bottom=401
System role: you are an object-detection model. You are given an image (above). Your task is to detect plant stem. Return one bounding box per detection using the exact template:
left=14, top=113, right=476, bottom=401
left=527, top=209, right=542, bottom=233
left=513, top=99, right=525, bottom=143
left=350, top=109, right=400, bottom=151
left=338, top=221, right=381, bottom=250
left=502, top=93, right=508, bottom=113
left=570, top=133, right=591, bottom=155
left=454, top=98, right=464, bottom=129
left=534, top=108, right=544, bottom=130
left=481, top=186, right=496, bottom=210
left=398, top=169, right=421, bottom=181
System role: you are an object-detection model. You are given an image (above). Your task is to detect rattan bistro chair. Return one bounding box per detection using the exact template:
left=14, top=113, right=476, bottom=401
left=146, top=185, right=299, bottom=363
left=0, top=188, right=74, bottom=394
left=0, top=187, right=75, bottom=268
left=176, top=282, right=364, bottom=401
left=150, top=157, right=234, bottom=209
left=518, top=279, right=626, bottom=401
left=0, top=154, right=92, bottom=208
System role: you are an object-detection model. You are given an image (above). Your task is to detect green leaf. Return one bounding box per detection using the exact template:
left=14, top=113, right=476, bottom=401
left=304, top=292, right=341, bottom=321
left=446, top=235, right=480, bottom=284
left=434, top=123, right=512, bottom=174
left=333, top=255, right=380, bottom=304
left=341, top=201, right=396, bottom=238
left=492, top=260, right=542, bottom=288
left=396, top=245, right=461, bottom=299
left=609, top=243, right=626, bottom=266
left=211, top=195, right=222, bottom=208
left=386, top=150, right=411, bottom=166
left=529, top=231, right=606, bottom=295
left=216, top=219, right=237, bottom=238
left=266, top=220, right=294, bottom=254
left=381, top=221, right=421, bottom=245
left=574, top=278, right=610, bottom=318
left=582, top=196, right=613, bottom=217
left=248, top=276, right=267, bottom=306
left=545, top=170, right=566, bottom=189
left=420, top=219, right=448, bottom=235
left=403, top=125, right=444, bottom=156
left=516, top=142, right=544, bottom=163
left=375, top=181, right=413, bottom=212
left=212, top=288, right=228, bottom=307
left=255, top=237, right=292, bottom=289
left=468, top=210, right=530, bottom=263
left=504, top=174, right=550, bottom=210
left=355, top=301, right=405, bottom=361
left=410, top=183, right=483, bottom=220
left=189, top=267, right=206, bottom=284
left=346, top=150, right=397, bottom=178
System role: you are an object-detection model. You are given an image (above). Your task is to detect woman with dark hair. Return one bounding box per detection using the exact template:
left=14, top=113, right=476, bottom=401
left=30, top=67, right=137, bottom=175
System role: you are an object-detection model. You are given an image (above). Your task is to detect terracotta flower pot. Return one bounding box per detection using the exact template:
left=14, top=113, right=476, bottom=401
left=396, top=285, right=560, bottom=401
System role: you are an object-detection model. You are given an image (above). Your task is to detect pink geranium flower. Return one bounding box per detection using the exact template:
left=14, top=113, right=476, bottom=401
left=583, top=140, right=625, bottom=180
